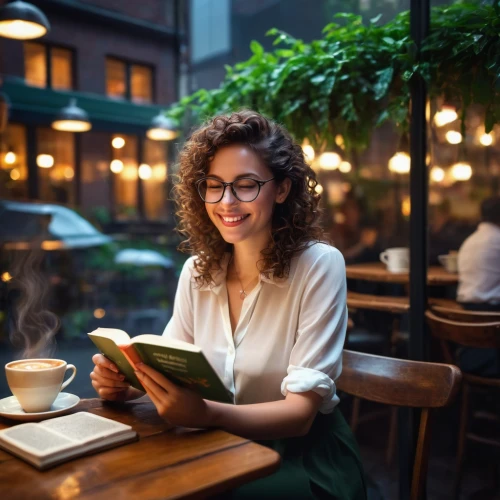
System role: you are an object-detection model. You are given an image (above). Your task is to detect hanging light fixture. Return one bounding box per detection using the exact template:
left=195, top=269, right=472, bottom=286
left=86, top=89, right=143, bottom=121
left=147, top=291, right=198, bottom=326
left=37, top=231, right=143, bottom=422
left=146, top=113, right=178, bottom=141
left=52, top=98, right=91, bottom=132
left=0, top=1, right=50, bottom=40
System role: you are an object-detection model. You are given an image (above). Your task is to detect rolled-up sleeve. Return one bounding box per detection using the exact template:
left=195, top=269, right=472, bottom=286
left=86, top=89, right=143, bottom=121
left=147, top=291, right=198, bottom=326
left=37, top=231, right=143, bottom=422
left=281, top=248, right=347, bottom=413
left=162, top=257, right=195, bottom=343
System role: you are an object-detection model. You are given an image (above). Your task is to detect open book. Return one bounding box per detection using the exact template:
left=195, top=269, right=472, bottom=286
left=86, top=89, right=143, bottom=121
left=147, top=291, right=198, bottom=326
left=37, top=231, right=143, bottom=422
left=0, top=412, right=137, bottom=470
left=88, top=328, right=233, bottom=404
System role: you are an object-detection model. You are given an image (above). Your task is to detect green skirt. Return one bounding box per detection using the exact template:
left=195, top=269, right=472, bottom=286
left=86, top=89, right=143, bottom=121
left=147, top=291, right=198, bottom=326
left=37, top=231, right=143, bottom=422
left=223, top=408, right=367, bottom=500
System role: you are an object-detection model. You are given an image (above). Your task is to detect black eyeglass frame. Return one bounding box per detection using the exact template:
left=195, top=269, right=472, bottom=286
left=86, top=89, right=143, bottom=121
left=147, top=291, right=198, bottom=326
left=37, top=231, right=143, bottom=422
left=195, top=176, right=276, bottom=203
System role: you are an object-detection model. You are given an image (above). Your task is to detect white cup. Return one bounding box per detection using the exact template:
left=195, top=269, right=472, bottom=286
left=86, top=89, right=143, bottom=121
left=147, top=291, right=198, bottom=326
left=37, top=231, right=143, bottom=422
left=5, top=359, right=77, bottom=413
left=380, top=247, right=410, bottom=273
left=438, top=254, right=458, bottom=273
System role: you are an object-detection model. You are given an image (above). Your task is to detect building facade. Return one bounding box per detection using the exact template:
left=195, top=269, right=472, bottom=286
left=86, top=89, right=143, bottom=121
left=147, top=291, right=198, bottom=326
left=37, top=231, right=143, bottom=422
left=0, top=0, right=186, bottom=229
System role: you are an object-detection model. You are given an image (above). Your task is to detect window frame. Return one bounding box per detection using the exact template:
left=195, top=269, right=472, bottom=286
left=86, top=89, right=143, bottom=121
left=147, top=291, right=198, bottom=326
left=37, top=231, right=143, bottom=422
left=24, top=42, right=77, bottom=91
left=105, top=56, right=156, bottom=104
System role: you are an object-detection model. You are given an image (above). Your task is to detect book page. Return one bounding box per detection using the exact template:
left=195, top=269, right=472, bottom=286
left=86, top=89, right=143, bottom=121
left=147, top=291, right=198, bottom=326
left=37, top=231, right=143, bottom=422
left=88, top=328, right=131, bottom=344
left=132, top=334, right=201, bottom=352
left=0, top=424, right=75, bottom=456
left=40, top=412, right=133, bottom=444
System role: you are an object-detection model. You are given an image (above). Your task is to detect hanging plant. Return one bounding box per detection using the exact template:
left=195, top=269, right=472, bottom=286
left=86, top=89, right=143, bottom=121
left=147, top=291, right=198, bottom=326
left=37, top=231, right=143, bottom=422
left=166, top=2, right=500, bottom=154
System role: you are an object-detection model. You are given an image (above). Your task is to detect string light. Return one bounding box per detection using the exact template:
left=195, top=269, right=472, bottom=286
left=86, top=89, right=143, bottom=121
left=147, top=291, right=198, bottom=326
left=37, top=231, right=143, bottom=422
left=110, top=159, right=124, bottom=174
left=36, top=154, right=54, bottom=168
left=339, top=161, right=352, bottom=173
left=430, top=166, right=445, bottom=183
left=451, top=162, right=472, bottom=181
left=388, top=152, right=410, bottom=174
left=112, top=136, right=125, bottom=149
left=319, top=152, right=341, bottom=170
left=433, top=106, right=458, bottom=127
left=445, top=131, right=462, bottom=145
left=138, top=163, right=152, bottom=180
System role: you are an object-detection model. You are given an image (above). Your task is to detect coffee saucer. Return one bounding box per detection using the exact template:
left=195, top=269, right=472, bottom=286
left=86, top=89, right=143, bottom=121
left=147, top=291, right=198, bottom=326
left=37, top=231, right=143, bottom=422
left=0, top=393, right=80, bottom=422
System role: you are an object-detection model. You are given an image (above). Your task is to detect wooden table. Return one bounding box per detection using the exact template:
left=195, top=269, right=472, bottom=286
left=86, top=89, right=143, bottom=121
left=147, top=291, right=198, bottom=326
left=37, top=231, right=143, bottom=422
left=345, top=262, right=458, bottom=286
left=0, top=398, right=281, bottom=500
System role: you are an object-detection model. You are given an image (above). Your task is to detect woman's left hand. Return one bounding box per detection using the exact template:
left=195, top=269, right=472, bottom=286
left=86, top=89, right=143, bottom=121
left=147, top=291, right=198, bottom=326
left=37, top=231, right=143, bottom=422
left=135, top=363, right=213, bottom=428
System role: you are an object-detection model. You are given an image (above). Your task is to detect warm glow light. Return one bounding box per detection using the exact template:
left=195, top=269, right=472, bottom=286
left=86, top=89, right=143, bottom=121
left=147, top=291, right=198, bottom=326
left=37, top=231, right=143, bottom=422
left=146, top=128, right=178, bottom=141
left=335, top=135, right=344, bottom=148
left=445, top=130, right=462, bottom=145
left=10, top=168, right=20, bottom=180
left=402, top=197, right=411, bottom=217
left=110, top=159, right=124, bottom=174
left=388, top=152, right=411, bottom=174
left=479, top=133, right=494, bottom=147
left=319, top=152, right=341, bottom=170
left=1, top=272, right=12, bottom=282
left=302, top=144, right=315, bottom=163
left=339, top=161, right=352, bottom=173
left=342, top=182, right=351, bottom=193
left=0, top=20, right=47, bottom=40
left=93, top=308, right=106, bottom=319
left=315, top=184, right=324, bottom=194
left=52, top=120, right=92, bottom=132
left=112, top=136, right=126, bottom=149
left=138, top=163, right=152, bottom=180
left=451, top=162, right=472, bottom=181
left=152, top=164, right=167, bottom=181
left=5, top=151, right=16, bottom=165
left=433, top=107, right=458, bottom=127
left=64, top=167, right=74, bottom=179
left=430, top=166, right=445, bottom=183
left=36, top=154, right=54, bottom=168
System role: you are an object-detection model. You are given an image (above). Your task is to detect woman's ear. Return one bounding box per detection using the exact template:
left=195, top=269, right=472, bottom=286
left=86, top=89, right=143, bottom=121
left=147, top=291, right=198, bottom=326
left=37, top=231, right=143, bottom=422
left=276, top=178, right=292, bottom=204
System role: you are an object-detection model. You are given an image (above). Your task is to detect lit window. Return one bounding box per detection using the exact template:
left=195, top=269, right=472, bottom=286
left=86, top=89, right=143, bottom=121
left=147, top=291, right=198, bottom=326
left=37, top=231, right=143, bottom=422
left=37, top=128, right=75, bottom=205
left=106, top=58, right=127, bottom=100
left=24, top=42, right=46, bottom=88
left=51, top=47, right=73, bottom=90
left=131, top=64, right=153, bottom=104
left=106, top=57, right=154, bottom=103
left=24, top=43, right=74, bottom=90
left=0, top=124, right=28, bottom=200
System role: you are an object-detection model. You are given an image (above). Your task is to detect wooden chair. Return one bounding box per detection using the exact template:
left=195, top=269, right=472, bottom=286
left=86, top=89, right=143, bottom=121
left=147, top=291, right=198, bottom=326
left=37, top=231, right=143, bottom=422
left=337, top=350, right=461, bottom=500
left=430, top=305, right=500, bottom=323
left=425, top=311, right=500, bottom=498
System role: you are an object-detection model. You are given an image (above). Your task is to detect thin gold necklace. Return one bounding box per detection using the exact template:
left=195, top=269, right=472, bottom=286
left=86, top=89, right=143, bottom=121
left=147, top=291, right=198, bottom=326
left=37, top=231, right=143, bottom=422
left=228, top=255, right=260, bottom=300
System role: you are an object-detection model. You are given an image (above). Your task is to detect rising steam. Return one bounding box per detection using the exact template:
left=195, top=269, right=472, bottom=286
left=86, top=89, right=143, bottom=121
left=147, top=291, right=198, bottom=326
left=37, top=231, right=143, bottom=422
left=8, top=246, right=59, bottom=359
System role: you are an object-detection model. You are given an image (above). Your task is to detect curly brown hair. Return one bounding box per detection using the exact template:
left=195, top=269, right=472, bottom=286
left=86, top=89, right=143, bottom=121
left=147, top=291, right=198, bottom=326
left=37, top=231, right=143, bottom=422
left=174, top=110, right=324, bottom=287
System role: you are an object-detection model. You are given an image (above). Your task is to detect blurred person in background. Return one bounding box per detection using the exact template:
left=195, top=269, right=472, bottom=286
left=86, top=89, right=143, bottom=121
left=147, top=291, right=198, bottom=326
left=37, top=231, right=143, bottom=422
left=428, top=199, right=464, bottom=265
left=456, top=196, right=500, bottom=377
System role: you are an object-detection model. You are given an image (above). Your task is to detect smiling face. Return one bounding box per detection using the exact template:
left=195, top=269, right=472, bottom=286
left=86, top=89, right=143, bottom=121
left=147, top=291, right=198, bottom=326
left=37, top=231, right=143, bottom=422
left=204, top=145, right=290, bottom=249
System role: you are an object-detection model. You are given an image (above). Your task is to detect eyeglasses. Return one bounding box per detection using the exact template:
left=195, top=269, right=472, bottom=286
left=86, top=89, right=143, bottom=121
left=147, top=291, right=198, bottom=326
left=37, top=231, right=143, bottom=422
left=195, top=177, right=276, bottom=203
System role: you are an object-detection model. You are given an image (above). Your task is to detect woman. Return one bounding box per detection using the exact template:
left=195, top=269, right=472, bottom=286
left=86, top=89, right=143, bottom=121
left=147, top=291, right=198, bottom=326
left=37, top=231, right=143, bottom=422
left=90, top=110, right=366, bottom=499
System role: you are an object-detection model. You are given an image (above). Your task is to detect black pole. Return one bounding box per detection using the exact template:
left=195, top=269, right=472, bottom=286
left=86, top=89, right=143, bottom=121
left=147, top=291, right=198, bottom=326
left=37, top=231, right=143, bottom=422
left=397, top=3, right=430, bottom=500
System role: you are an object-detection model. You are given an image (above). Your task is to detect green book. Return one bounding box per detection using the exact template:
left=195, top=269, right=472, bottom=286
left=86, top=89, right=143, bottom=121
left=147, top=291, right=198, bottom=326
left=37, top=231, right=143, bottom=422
left=88, top=328, right=233, bottom=404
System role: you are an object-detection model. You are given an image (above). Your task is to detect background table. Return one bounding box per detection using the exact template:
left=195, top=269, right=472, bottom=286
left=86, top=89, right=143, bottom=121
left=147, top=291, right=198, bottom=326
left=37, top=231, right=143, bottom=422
left=345, top=262, right=458, bottom=286
left=0, top=398, right=281, bottom=500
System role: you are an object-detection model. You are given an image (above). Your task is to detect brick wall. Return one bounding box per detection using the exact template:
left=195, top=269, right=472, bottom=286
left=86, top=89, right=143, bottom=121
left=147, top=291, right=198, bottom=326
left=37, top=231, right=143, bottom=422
left=0, top=7, right=177, bottom=105
left=79, top=0, right=175, bottom=28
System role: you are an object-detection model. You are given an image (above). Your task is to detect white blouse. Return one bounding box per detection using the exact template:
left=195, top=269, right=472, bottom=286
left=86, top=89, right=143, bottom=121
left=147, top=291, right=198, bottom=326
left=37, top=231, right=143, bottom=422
left=162, top=242, right=347, bottom=414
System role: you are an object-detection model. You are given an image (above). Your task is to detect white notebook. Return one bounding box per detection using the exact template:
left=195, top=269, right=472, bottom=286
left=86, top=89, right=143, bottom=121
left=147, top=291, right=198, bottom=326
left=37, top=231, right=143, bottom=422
left=0, top=412, right=138, bottom=470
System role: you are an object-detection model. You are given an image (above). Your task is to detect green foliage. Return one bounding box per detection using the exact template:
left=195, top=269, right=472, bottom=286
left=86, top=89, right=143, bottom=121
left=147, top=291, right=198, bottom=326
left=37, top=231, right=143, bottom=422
left=166, top=3, right=499, bottom=153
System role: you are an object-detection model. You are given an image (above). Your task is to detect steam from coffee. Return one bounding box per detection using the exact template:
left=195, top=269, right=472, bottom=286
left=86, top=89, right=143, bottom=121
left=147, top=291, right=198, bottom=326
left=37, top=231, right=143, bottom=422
left=9, top=246, right=59, bottom=359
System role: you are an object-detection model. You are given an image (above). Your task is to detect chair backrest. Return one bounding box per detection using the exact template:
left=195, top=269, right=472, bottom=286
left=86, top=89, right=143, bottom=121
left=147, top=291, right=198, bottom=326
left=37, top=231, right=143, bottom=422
left=426, top=310, right=500, bottom=349
left=337, top=350, right=462, bottom=500
left=431, top=305, right=500, bottom=324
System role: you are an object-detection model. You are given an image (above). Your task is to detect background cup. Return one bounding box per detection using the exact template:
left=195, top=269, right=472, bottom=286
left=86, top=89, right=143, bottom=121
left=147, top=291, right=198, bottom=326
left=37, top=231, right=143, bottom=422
left=438, top=254, right=458, bottom=273
left=380, top=247, right=410, bottom=273
left=5, top=359, right=77, bottom=413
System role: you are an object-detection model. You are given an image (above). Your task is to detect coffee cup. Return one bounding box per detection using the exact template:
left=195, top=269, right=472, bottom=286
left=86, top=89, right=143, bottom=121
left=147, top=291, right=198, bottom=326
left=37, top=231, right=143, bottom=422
left=380, top=247, right=410, bottom=273
left=438, top=253, right=458, bottom=273
left=5, top=359, right=77, bottom=413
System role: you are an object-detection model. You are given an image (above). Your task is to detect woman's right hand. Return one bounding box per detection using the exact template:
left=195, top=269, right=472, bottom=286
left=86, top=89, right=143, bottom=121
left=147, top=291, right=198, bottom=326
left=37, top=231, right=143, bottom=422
left=90, top=354, right=142, bottom=401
